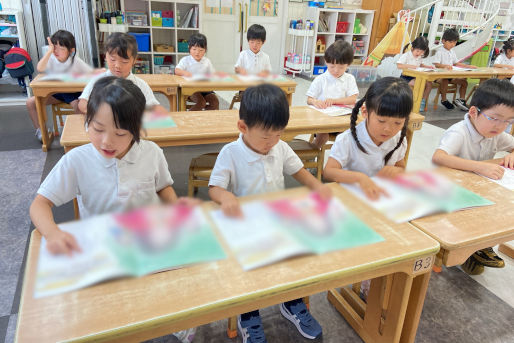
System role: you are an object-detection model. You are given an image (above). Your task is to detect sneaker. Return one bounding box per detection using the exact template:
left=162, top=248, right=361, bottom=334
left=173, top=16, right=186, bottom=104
left=441, top=100, right=455, bottom=110
left=35, top=128, right=42, bottom=142
left=172, top=327, right=196, bottom=343
left=238, top=313, right=267, bottom=343
left=420, top=99, right=427, bottom=112
left=472, top=247, right=505, bottom=268
left=280, top=300, right=322, bottom=339
left=461, top=254, right=485, bottom=275
left=453, top=98, right=469, bottom=111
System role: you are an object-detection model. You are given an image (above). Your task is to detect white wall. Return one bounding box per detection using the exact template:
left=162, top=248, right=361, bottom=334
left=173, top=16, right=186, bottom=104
left=1, top=0, right=23, bottom=10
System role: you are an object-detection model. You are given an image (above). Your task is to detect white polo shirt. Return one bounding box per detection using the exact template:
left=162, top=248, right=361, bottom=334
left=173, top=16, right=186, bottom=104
left=397, top=51, right=422, bottom=67
left=433, top=47, right=458, bottom=66
left=176, top=55, right=215, bottom=75
left=494, top=53, right=514, bottom=83
left=38, top=140, right=173, bottom=218
left=79, top=70, right=160, bottom=107
left=46, top=54, right=93, bottom=74
left=208, top=135, right=304, bottom=197
left=306, top=71, right=359, bottom=101
left=329, top=121, right=407, bottom=177
left=437, top=113, right=514, bottom=160
left=234, top=49, right=272, bottom=74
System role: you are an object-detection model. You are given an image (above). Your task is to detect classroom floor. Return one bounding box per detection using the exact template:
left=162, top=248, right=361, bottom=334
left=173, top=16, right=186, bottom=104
left=0, top=76, right=513, bottom=343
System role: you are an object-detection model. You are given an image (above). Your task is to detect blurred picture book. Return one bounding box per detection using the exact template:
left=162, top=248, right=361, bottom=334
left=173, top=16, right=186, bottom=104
left=143, top=111, right=176, bottom=129
left=35, top=205, right=226, bottom=298
left=309, top=105, right=352, bottom=116
left=39, top=71, right=104, bottom=83
left=343, top=170, right=494, bottom=223
left=183, top=72, right=234, bottom=82
left=210, top=193, right=384, bottom=271
left=486, top=167, right=514, bottom=191
left=237, top=74, right=288, bottom=82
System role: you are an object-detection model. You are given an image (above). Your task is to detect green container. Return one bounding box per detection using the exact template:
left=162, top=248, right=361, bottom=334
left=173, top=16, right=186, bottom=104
left=354, top=18, right=360, bottom=34
left=152, top=17, right=162, bottom=26
left=177, top=42, right=189, bottom=52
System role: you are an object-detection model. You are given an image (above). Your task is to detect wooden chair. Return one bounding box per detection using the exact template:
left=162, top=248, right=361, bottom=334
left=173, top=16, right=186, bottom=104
left=51, top=102, right=74, bottom=136
left=465, top=83, right=479, bottom=103
left=432, top=81, right=458, bottom=110
left=229, top=92, right=243, bottom=110
left=185, top=96, right=216, bottom=111
left=187, top=152, right=219, bottom=196
left=287, top=135, right=331, bottom=180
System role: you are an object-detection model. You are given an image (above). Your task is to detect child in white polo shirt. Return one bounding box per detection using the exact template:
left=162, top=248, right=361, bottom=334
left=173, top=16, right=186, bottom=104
left=433, top=28, right=477, bottom=111
left=493, top=38, right=514, bottom=84
left=235, top=24, right=272, bottom=76
left=307, top=40, right=359, bottom=148
left=175, top=33, right=219, bottom=111
left=432, top=78, right=514, bottom=275
left=208, top=84, right=331, bottom=343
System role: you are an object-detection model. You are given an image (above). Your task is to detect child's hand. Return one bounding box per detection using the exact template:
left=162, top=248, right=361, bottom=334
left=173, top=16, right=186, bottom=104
left=501, top=153, right=514, bottom=169
left=238, top=68, right=248, bottom=75
left=314, top=183, right=332, bottom=200
left=183, top=71, right=193, bottom=77
left=46, top=230, right=81, bottom=256
left=46, top=37, right=54, bottom=54
left=313, top=99, right=328, bottom=109
left=175, top=196, right=202, bottom=207
left=468, top=65, right=477, bottom=69
left=377, top=166, right=404, bottom=179
left=358, top=176, right=388, bottom=201
left=220, top=192, right=242, bottom=217
left=445, top=65, right=453, bottom=70
left=257, top=70, right=269, bottom=77
left=325, top=98, right=336, bottom=107
left=476, top=162, right=505, bottom=180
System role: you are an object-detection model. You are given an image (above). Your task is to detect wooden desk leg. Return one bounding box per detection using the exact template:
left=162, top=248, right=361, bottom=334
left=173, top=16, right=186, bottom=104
left=498, top=242, right=514, bottom=259
left=287, top=93, right=292, bottom=106
left=179, top=89, right=187, bottom=112
left=400, top=271, right=431, bottom=343
left=35, top=96, right=54, bottom=152
left=432, top=249, right=444, bottom=273
left=404, top=128, right=414, bottom=165
left=411, top=78, right=426, bottom=113
left=227, top=316, right=237, bottom=338
left=73, top=198, right=80, bottom=219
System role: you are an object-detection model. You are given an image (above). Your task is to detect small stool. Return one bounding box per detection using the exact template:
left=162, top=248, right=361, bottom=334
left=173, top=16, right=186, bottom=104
left=188, top=152, right=219, bottom=196
left=51, top=102, right=74, bottom=136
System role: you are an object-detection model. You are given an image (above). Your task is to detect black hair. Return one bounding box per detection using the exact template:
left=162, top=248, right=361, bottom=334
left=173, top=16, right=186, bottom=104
left=324, top=40, right=354, bottom=65
left=188, top=33, right=208, bottom=50
left=442, top=28, right=459, bottom=42
left=351, top=77, right=413, bottom=164
left=247, top=24, right=266, bottom=42
left=105, top=32, right=138, bottom=60
left=240, top=84, right=289, bottom=130
left=469, top=78, right=514, bottom=111
left=50, top=30, right=76, bottom=64
left=501, top=38, right=514, bottom=54
left=402, top=36, right=429, bottom=58
left=86, top=76, right=146, bottom=142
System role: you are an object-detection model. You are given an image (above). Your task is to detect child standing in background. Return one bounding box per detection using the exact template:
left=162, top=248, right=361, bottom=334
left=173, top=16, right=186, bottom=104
left=235, top=24, right=272, bottom=76
left=307, top=40, right=359, bottom=148
left=396, top=36, right=433, bottom=112
left=26, top=30, right=93, bottom=141
left=323, top=77, right=413, bottom=200
left=175, top=33, right=219, bottom=111
left=432, top=78, right=514, bottom=275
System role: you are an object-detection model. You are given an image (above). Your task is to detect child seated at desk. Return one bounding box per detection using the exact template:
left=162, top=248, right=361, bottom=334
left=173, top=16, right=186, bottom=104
left=396, top=36, right=433, bottom=112
left=77, top=32, right=167, bottom=114
left=306, top=40, right=359, bottom=148
left=175, top=33, right=219, bottom=111
left=26, top=30, right=93, bottom=142
left=494, top=38, right=514, bottom=84
left=433, top=28, right=477, bottom=111
left=235, top=24, right=272, bottom=76
left=208, top=84, right=331, bottom=342
left=432, top=78, right=514, bottom=275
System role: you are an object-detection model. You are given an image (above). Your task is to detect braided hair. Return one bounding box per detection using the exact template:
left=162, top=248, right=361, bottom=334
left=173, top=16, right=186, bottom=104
left=350, top=77, right=413, bottom=164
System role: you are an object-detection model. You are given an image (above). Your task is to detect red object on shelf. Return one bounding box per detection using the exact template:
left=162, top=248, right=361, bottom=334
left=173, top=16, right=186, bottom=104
left=336, top=21, right=349, bottom=33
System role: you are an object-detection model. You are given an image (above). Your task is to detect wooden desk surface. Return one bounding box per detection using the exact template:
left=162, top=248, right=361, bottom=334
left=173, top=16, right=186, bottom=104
left=175, top=75, right=297, bottom=91
left=402, top=67, right=512, bottom=80
left=16, top=184, right=439, bottom=342
left=60, top=107, right=425, bottom=150
left=410, top=167, right=514, bottom=265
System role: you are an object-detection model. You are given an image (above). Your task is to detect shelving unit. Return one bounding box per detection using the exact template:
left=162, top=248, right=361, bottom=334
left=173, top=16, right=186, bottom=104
left=489, top=0, right=514, bottom=65
left=303, top=8, right=374, bottom=77
left=117, top=0, right=201, bottom=74
left=284, top=28, right=314, bottom=77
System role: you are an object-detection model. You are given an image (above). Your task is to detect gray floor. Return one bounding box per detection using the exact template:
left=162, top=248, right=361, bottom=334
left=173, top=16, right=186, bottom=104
left=1, top=77, right=513, bottom=343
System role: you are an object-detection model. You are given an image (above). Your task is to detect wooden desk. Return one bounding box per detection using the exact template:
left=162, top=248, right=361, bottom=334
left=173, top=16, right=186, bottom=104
left=410, top=167, right=514, bottom=269
left=60, top=107, right=424, bottom=162
left=402, top=67, right=514, bottom=113
left=29, top=74, right=180, bottom=152
left=16, top=184, right=439, bottom=343
left=176, top=75, right=297, bottom=111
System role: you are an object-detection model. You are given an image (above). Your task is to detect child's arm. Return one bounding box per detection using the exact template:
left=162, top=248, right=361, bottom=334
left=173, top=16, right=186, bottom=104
left=292, top=168, right=332, bottom=200
left=257, top=69, right=270, bottom=77
left=454, top=62, right=477, bottom=69
left=174, top=67, right=192, bottom=77
left=30, top=194, right=81, bottom=255
left=158, top=186, right=200, bottom=206
left=307, top=96, right=328, bottom=109
left=376, top=159, right=406, bottom=178
left=432, top=149, right=505, bottom=179
left=208, top=186, right=242, bottom=217
left=396, top=63, right=419, bottom=70
left=433, top=62, right=452, bottom=70
left=325, top=94, right=358, bottom=106
left=493, top=63, right=514, bottom=70
left=323, top=157, right=387, bottom=200
left=78, top=99, right=88, bottom=114
left=420, top=63, right=435, bottom=69
left=502, top=151, right=514, bottom=169
left=36, top=37, right=54, bottom=73
left=235, top=66, right=247, bottom=75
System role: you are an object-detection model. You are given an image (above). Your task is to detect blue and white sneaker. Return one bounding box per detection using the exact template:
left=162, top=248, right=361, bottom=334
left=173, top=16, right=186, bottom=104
left=238, top=313, right=267, bottom=343
left=280, top=300, right=322, bottom=339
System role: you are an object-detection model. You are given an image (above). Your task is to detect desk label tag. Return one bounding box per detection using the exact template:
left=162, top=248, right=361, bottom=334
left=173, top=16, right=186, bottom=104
left=413, top=256, right=433, bottom=273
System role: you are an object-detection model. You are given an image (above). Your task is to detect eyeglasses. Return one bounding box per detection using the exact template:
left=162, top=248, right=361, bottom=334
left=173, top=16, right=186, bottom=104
left=476, top=107, right=514, bottom=126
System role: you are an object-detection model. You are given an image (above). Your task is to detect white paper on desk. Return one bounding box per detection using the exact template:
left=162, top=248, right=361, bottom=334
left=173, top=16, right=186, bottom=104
left=487, top=167, right=514, bottom=191
left=452, top=66, right=474, bottom=71
left=206, top=0, right=220, bottom=7
left=309, top=105, right=352, bottom=116
left=415, top=67, right=434, bottom=72
left=237, top=74, right=287, bottom=82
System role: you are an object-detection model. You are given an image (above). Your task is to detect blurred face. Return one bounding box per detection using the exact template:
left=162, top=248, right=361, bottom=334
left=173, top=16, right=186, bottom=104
left=190, top=45, right=206, bottom=62
left=53, top=43, right=72, bottom=63
left=363, top=107, right=406, bottom=146
left=469, top=105, right=514, bottom=138
left=88, top=102, right=134, bottom=159
left=506, top=49, right=513, bottom=59
left=442, top=39, right=457, bottom=51
left=238, top=120, right=283, bottom=155
left=248, top=39, right=264, bottom=54
left=411, top=48, right=425, bottom=58
left=326, top=63, right=348, bottom=78
left=106, top=51, right=135, bottom=78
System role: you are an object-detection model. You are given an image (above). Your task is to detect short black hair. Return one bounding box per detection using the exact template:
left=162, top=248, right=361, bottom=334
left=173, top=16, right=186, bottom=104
left=86, top=76, right=146, bottom=142
left=247, top=24, right=266, bottom=42
left=240, top=84, right=289, bottom=130
left=105, top=33, right=138, bottom=59
left=324, top=40, right=354, bottom=65
left=188, top=33, right=207, bottom=50
left=502, top=38, right=514, bottom=54
left=50, top=30, right=76, bottom=52
left=469, top=78, right=514, bottom=111
left=442, top=28, right=459, bottom=42
left=410, top=36, right=429, bottom=58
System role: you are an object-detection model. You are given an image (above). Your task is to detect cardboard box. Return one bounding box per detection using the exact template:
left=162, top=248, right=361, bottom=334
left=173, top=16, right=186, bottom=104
left=154, top=44, right=174, bottom=52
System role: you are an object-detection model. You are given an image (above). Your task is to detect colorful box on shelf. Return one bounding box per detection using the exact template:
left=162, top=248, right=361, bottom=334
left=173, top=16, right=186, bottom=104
left=352, top=40, right=365, bottom=54
left=151, top=11, right=162, bottom=26
left=308, top=1, right=325, bottom=8
left=347, top=65, right=377, bottom=84
left=163, top=17, right=174, bottom=27
left=129, top=32, right=150, bottom=52
left=177, top=41, right=189, bottom=52
left=313, top=65, right=327, bottom=75
left=126, top=12, right=148, bottom=26
left=336, top=21, right=349, bottom=33
left=154, top=44, right=174, bottom=52
left=162, top=10, right=173, bottom=18
left=154, top=55, right=165, bottom=65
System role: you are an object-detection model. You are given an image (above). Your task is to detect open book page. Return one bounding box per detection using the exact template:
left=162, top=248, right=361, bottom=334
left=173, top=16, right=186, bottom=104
left=210, top=193, right=383, bottom=270
left=452, top=66, right=474, bottom=71
left=183, top=73, right=235, bottom=82
left=39, top=72, right=99, bottom=83
left=486, top=167, right=514, bottom=191
left=35, top=206, right=225, bottom=298
left=308, top=105, right=352, bottom=116
left=237, top=74, right=288, bottom=82
left=415, top=67, right=435, bottom=72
